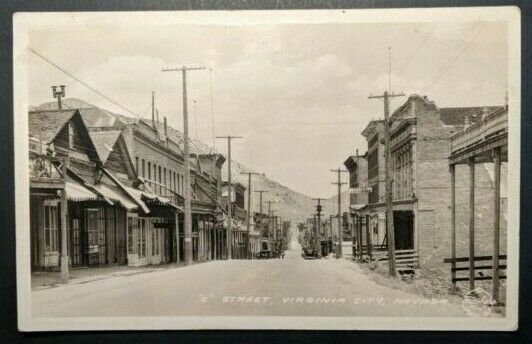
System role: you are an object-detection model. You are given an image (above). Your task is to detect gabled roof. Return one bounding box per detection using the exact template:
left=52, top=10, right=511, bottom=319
left=439, top=106, right=505, bottom=126
left=79, top=107, right=129, bottom=128
left=89, top=130, right=122, bottom=164
left=28, top=109, right=101, bottom=164
left=28, top=109, right=78, bottom=144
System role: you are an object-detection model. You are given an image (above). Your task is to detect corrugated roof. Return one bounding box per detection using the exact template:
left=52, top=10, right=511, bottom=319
left=89, top=130, right=122, bottom=164
left=439, top=106, right=504, bottom=126
left=79, top=107, right=119, bottom=127
left=28, top=110, right=77, bottom=144
left=65, top=181, right=100, bottom=202
left=94, top=183, right=137, bottom=211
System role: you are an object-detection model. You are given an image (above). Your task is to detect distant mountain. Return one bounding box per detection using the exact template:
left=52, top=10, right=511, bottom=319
left=31, top=98, right=325, bottom=226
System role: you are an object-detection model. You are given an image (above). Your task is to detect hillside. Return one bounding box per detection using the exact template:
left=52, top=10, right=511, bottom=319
left=31, top=98, right=323, bottom=225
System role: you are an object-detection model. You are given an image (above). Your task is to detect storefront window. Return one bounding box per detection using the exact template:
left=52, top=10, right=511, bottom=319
left=137, top=218, right=146, bottom=258
left=127, top=216, right=137, bottom=254
left=86, top=209, right=99, bottom=253
left=43, top=201, right=59, bottom=253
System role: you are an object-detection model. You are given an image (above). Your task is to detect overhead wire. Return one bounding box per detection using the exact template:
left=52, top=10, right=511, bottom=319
left=421, top=22, right=484, bottom=94
left=28, top=47, right=143, bottom=119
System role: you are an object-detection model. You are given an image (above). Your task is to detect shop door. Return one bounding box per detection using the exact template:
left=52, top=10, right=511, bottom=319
left=393, top=211, right=414, bottom=250
left=85, top=209, right=100, bottom=266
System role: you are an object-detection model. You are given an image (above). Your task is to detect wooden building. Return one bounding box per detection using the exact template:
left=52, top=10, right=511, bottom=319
left=221, top=181, right=248, bottom=259
left=28, top=109, right=122, bottom=270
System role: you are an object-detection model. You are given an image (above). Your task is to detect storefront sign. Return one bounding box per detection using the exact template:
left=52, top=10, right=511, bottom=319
left=349, top=186, right=373, bottom=193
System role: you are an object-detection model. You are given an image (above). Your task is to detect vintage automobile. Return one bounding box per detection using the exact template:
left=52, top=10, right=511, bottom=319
left=258, top=239, right=271, bottom=259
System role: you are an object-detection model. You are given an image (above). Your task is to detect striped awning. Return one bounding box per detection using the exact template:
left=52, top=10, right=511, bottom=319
left=65, top=181, right=100, bottom=202
left=350, top=204, right=368, bottom=211
left=94, top=184, right=137, bottom=211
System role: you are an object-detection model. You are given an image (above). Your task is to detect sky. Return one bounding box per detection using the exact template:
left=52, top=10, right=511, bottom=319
left=26, top=13, right=509, bottom=198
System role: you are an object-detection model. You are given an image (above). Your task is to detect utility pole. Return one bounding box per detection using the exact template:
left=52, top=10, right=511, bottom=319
left=331, top=168, right=348, bottom=258
left=151, top=91, right=155, bottom=127
left=52, top=85, right=66, bottom=110
left=241, top=171, right=261, bottom=259
left=267, top=201, right=275, bottom=241
left=368, top=91, right=404, bottom=276
left=312, top=198, right=325, bottom=258
left=209, top=68, right=216, bottom=151
left=163, top=64, right=206, bottom=266
left=254, top=190, right=268, bottom=214
left=329, top=214, right=334, bottom=255
left=216, top=135, right=243, bottom=259
left=60, top=155, right=70, bottom=283
left=193, top=100, right=198, bottom=141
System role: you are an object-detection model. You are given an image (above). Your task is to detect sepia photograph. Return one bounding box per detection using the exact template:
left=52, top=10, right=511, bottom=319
left=13, top=7, right=520, bottom=331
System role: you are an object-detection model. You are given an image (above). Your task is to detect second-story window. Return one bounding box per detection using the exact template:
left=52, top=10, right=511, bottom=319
left=147, top=162, right=151, bottom=187
left=142, top=159, right=145, bottom=178
left=153, top=164, right=158, bottom=193
left=158, top=166, right=162, bottom=194
left=135, top=157, right=139, bottom=174
left=163, top=168, right=167, bottom=195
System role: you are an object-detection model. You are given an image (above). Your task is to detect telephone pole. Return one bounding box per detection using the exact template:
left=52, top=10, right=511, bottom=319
left=216, top=135, right=243, bottom=259
left=52, top=85, right=66, bottom=110
left=331, top=168, right=348, bottom=258
left=163, top=64, right=206, bottom=266
left=241, top=171, right=261, bottom=259
left=192, top=100, right=197, bottom=141
left=151, top=91, right=155, bottom=127
left=267, top=201, right=275, bottom=240
left=368, top=88, right=404, bottom=275
left=254, top=190, right=268, bottom=214
left=60, top=155, right=70, bottom=283
left=312, top=198, right=325, bottom=258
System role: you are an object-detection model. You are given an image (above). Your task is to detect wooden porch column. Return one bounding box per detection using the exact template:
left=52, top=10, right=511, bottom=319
left=214, top=224, right=218, bottom=260
left=175, top=212, right=180, bottom=265
left=468, top=157, right=475, bottom=291
left=366, top=214, right=372, bottom=260
left=355, top=216, right=359, bottom=259
left=60, top=156, right=70, bottom=283
left=352, top=215, right=356, bottom=258
left=358, top=216, right=364, bottom=260
left=450, top=163, right=457, bottom=291
left=493, top=148, right=501, bottom=303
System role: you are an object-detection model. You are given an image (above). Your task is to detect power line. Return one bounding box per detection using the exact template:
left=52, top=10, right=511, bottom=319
left=422, top=22, right=484, bottom=94
left=395, top=25, right=435, bottom=81
left=28, top=47, right=143, bottom=119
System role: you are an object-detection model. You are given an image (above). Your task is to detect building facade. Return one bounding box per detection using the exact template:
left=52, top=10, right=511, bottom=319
left=389, top=95, right=505, bottom=271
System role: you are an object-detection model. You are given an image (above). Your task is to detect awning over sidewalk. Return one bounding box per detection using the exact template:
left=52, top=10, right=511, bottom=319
left=350, top=204, right=368, bottom=211
left=94, top=184, right=138, bottom=211
left=65, top=181, right=100, bottom=202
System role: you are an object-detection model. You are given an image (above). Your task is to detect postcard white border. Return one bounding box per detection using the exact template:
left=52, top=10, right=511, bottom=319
left=14, top=6, right=520, bottom=331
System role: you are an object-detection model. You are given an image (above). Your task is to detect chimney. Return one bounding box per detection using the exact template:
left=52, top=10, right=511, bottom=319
left=505, top=91, right=509, bottom=110
left=164, top=116, right=168, bottom=136
left=482, top=106, right=489, bottom=120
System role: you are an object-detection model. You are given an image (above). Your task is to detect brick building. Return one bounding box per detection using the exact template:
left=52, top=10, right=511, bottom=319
left=346, top=94, right=507, bottom=275
left=360, top=119, right=387, bottom=248
left=388, top=94, right=505, bottom=272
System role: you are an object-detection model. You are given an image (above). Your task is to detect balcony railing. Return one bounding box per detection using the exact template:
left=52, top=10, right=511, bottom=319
left=451, top=109, right=508, bottom=154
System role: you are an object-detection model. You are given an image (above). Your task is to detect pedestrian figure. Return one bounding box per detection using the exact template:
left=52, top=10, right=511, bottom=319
left=281, top=251, right=285, bottom=259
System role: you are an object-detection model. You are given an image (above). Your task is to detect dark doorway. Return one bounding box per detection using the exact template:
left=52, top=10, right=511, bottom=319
left=393, top=211, right=414, bottom=250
